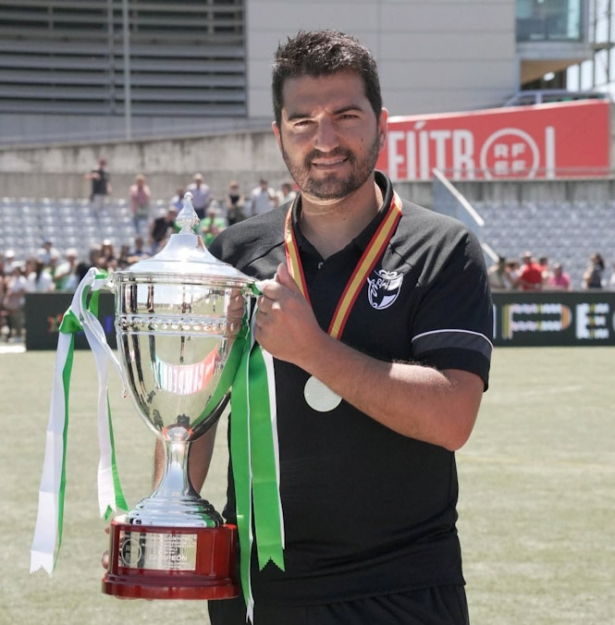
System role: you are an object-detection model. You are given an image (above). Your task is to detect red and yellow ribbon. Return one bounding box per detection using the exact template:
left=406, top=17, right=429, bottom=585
left=284, top=192, right=403, bottom=339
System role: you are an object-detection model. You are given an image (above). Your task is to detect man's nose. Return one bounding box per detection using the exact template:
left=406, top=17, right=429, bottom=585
left=313, top=118, right=339, bottom=152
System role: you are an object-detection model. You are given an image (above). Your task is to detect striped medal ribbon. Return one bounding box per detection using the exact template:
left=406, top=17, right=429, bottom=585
left=284, top=192, right=403, bottom=410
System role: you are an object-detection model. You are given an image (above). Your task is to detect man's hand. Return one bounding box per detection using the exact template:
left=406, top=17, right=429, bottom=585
left=255, top=263, right=326, bottom=367
left=255, top=264, right=327, bottom=368
left=101, top=524, right=110, bottom=570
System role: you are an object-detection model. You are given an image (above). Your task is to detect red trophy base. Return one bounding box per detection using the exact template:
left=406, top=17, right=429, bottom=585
left=102, top=519, right=239, bottom=600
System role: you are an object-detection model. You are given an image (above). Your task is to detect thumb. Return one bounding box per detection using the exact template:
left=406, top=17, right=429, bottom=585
left=275, top=262, right=302, bottom=293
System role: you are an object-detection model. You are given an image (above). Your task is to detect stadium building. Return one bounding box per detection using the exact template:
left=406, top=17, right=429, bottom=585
left=0, top=0, right=604, bottom=144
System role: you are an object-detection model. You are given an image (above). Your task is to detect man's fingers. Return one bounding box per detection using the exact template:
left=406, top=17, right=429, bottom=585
left=275, top=263, right=302, bottom=294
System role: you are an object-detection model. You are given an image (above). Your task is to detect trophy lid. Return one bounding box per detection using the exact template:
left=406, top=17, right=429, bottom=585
left=115, top=193, right=250, bottom=286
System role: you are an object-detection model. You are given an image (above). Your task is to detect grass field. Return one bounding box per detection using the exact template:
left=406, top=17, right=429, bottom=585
left=1, top=347, right=614, bottom=624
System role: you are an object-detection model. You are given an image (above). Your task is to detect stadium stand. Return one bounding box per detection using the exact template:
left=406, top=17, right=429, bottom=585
left=2, top=193, right=614, bottom=290
left=0, top=196, right=139, bottom=260
left=476, top=199, right=615, bottom=289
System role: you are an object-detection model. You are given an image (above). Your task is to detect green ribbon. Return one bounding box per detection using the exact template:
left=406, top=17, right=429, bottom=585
left=249, top=344, right=285, bottom=570
left=230, top=305, right=285, bottom=617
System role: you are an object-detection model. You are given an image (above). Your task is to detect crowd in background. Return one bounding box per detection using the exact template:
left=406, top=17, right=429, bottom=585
left=3, top=158, right=615, bottom=343
left=487, top=251, right=615, bottom=292
left=0, top=161, right=297, bottom=343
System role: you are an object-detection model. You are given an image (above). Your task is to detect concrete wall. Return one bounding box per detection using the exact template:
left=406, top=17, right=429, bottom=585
left=0, top=131, right=289, bottom=204
left=1, top=98, right=614, bottom=205
left=246, top=0, right=518, bottom=118
left=1, top=127, right=613, bottom=210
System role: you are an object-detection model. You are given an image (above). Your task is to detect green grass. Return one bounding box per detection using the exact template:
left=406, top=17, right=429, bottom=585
left=2, top=347, right=615, bottom=624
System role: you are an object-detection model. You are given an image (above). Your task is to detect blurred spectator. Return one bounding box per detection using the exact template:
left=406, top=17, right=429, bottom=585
left=54, top=248, right=80, bottom=291
left=487, top=256, right=514, bottom=291
left=200, top=206, right=227, bottom=247
left=3, top=264, right=28, bottom=342
left=129, top=174, right=151, bottom=235
left=0, top=262, right=6, bottom=338
left=276, top=181, right=297, bottom=206
left=36, top=240, right=61, bottom=266
left=127, top=235, right=150, bottom=264
left=27, top=259, right=54, bottom=292
left=518, top=251, right=543, bottom=291
left=99, top=239, right=117, bottom=271
left=46, top=250, right=61, bottom=286
left=117, top=244, right=131, bottom=270
left=545, top=263, right=571, bottom=291
left=248, top=178, right=277, bottom=216
left=85, top=157, right=112, bottom=222
left=608, top=264, right=615, bottom=290
left=150, top=207, right=178, bottom=254
left=582, top=252, right=605, bottom=289
left=73, top=244, right=101, bottom=282
left=224, top=180, right=247, bottom=226
left=187, top=174, right=213, bottom=220
left=505, top=260, right=520, bottom=289
left=3, top=249, right=16, bottom=275
left=170, top=187, right=186, bottom=212
left=538, top=256, right=552, bottom=283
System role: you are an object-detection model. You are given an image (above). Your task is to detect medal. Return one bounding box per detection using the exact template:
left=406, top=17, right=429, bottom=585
left=303, top=375, right=342, bottom=412
left=285, top=193, right=402, bottom=410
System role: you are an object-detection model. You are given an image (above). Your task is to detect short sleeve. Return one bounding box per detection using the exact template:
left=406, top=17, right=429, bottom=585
left=411, top=228, right=493, bottom=389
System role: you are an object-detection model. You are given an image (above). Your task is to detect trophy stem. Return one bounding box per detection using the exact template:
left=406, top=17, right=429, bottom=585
left=126, top=438, right=223, bottom=527
left=155, top=439, right=195, bottom=500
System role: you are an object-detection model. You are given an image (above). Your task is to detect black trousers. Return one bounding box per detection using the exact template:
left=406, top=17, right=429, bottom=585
left=208, top=585, right=470, bottom=625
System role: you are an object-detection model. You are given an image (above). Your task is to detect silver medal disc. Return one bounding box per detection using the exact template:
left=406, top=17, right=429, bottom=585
left=304, top=376, right=342, bottom=412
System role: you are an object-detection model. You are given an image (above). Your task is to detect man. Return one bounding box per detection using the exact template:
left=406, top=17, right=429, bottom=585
left=248, top=178, right=277, bottom=216
left=276, top=181, right=297, bottom=206
left=149, top=206, right=177, bottom=254
left=53, top=248, right=80, bottom=291
left=85, top=157, right=112, bottom=222
left=199, top=205, right=227, bottom=247
left=179, top=30, right=492, bottom=624
left=518, top=251, right=543, bottom=291
left=126, top=234, right=150, bottom=265
left=129, top=173, right=151, bottom=235
left=187, top=173, right=213, bottom=220
left=487, top=255, right=514, bottom=291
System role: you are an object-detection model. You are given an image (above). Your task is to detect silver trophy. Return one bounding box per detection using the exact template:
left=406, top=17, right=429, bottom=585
left=82, top=194, right=253, bottom=600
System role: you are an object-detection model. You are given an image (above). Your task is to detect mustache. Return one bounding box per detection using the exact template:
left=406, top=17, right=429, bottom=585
left=304, top=148, right=353, bottom=165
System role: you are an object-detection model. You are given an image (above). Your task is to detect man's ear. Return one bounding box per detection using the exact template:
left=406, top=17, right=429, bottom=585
left=272, top=121, right=283, bottom=151
left=378, top=108, right=389, bottom=149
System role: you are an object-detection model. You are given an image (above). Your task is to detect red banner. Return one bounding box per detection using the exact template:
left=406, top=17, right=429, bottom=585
left=377, top=100, right=610, bottom=181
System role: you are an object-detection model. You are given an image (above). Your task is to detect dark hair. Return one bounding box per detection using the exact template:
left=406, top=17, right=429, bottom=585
left=272, top=30, right=382, bottom=126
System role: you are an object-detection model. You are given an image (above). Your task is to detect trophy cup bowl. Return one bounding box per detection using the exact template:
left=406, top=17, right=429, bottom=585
left=88, top=195, right=253, bottom=600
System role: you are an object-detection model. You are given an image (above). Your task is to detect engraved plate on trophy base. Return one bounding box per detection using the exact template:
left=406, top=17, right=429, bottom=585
left=102, top=519, right=238, bottom=600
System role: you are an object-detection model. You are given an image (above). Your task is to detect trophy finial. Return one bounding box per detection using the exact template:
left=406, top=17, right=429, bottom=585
left=177, top=192, right=199, bottom=233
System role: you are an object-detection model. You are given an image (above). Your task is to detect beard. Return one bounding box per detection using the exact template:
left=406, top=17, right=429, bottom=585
left=280, top=133, right=381, bottom=201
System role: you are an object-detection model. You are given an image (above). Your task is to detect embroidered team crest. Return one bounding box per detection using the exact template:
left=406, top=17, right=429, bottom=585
left=367, top=269, right=403, bottom=310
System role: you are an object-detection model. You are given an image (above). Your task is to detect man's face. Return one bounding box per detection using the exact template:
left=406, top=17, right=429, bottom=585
left=272, top=71, right=386, bottom=202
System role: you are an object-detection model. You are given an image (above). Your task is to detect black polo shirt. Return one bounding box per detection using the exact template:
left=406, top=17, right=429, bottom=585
left=208, top=171, right=493, bottom=606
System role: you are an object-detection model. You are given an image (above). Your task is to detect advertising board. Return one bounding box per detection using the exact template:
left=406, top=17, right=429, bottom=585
left=377, top=100, right=610, bottom=181
left=492, top=291, right=615, bottom=346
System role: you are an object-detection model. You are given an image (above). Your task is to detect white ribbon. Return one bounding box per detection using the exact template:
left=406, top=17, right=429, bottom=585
left=30, top=269, right=127, bottom=574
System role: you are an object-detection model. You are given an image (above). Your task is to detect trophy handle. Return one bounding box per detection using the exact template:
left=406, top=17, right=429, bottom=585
left=75, top=268, right=125, bottom=392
